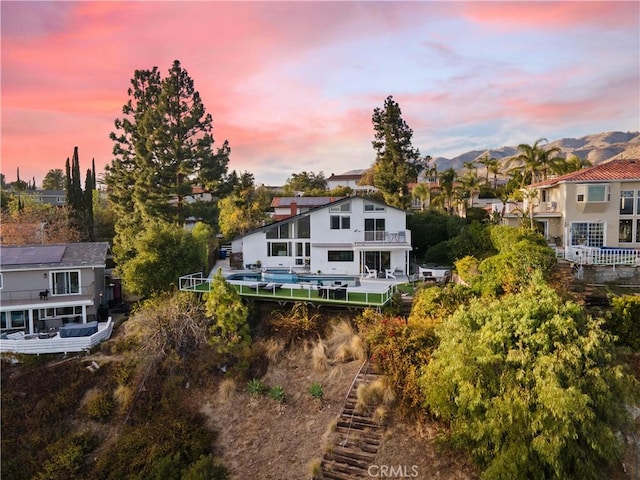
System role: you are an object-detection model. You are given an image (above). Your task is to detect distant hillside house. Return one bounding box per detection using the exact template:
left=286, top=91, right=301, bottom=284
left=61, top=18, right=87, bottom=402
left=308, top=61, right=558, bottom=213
left=24, top=190, right=66, bottom=206
left=270, top=196, right=343, bottom=221
left=231, top=196, right=411, bottom=276
left=511, top=158, right=640, bottom=249
left=327, top=169, right=377, bottom=193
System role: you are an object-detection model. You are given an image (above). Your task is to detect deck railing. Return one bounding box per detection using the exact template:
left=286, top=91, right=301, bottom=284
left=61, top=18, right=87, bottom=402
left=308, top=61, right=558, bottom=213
left=0, top=318, right=113, bottom=355
left=564, top=246, right=640, bottom=266
left=178, top=273, right=394, bottom=307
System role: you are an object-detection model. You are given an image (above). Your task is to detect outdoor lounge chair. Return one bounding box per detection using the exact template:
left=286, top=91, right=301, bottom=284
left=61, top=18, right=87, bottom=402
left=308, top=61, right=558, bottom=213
left=364, top=266, right=378, bottom=278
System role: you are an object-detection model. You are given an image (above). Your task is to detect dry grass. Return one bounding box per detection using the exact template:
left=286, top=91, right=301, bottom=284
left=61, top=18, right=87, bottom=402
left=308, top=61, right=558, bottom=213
left=217, top=378, right=237, bottom=403
left=327, top=321, right=365, bottom=363
left=308, top=457, right=323, bottom=477
left=373, top=405, right=388, bottom=426
left=312, top=339, right=330, bottom=374
left=355, top=383, right=371, bottom=414
left=261, top=338, right=285, bottom=364
left=113, top=384, right=133, bottom=412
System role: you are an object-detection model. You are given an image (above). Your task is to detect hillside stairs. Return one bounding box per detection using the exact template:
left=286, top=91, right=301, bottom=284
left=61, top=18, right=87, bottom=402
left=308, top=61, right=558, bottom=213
left=313, top=361, right=385, bottom=480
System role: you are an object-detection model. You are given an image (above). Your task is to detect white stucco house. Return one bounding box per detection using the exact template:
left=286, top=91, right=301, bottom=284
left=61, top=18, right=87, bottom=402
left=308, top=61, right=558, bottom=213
left=231, top=197, right=411, bottom=277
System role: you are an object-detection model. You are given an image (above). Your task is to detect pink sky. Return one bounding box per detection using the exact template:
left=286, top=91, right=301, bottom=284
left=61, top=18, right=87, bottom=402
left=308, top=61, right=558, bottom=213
left=2, top=1, right=638, bottom=186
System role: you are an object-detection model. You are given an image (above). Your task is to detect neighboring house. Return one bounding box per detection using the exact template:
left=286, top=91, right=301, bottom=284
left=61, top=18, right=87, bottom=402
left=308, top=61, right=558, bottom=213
left=270, top=196, right=343, bottom=221
left=327, top=169, right=377, bottom=193
left=231, top=197, right=411, bottom=276
left=508, top=159, right=640, bottom=249
left=25, top=190, right=67, bottom=206
left=0, top=242, right=113, bottom=334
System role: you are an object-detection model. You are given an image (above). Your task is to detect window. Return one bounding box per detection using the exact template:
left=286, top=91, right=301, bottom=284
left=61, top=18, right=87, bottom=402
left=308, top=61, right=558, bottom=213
left=620, top=190, right=635, bottom=214
left=637, top=219, right=640, bottom=243
left=330, top=202, right=351, bottom=213
left=364, top=218, right=385, bottom=241
left=52, top=271, right=80, bottom=295
left=0, top=273, right=3, bottom=289
left=619, top=219, right=633, bottom=243
left=1, top=310, right=27, bottom=330
left=328, top=251, right=354, bottom=262
left=268, top=242, right=290, bottom=257
left=266, top=223, right=291, bottom=239
left=571, top=222, right=604, bottom=247
left=576, top=184, right=608, bottom=203
left=364, top=201, right=385, bottom=212
left=296, top=216, right=310, bottom=238
left=330, top=216, right=350, bottom=229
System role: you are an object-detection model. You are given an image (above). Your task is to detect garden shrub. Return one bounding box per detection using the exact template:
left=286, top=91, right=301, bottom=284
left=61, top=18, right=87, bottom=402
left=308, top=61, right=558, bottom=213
left=606, top=295, right=640, bottom=350
left=421, top=275, right=639, bottom=480
left=454, top=255, right=480, bottom=284
left=355, top=309, right=437, bottom=415
left=84, top=388, right=114, bottom=421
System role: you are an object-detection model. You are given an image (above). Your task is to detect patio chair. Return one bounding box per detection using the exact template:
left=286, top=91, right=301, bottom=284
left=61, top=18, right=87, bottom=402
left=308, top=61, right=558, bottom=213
left=364, top=266, right=378, bottom=279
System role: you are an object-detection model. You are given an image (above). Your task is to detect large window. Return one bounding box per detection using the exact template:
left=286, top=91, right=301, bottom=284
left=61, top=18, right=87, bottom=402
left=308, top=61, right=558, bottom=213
left=1, top=310, right=27, bottom=330
left=364, top=218, right=385, bottom=241
left=328, top=251, right=354, bottom=262
left=330, top=216, right=350, bottom=230
left=268, top=242, right=290, bottom=257
left=266, top=223, right=291, bottom=239
left=52, top=271, right=80, bottom=295
left=571, top=222, right=604, bottom=247
left=576, top=184, right=608, bottom=203
left=295, top=216, right=310, bottom=238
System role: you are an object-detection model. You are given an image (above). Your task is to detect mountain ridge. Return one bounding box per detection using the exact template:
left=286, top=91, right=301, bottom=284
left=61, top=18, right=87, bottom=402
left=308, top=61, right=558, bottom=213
left=430, top=130, right=640, bottom=172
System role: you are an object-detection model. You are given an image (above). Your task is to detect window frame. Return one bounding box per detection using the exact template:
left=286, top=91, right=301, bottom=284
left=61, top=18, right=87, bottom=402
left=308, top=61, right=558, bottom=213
left=51, top=270, right=81, bottom=296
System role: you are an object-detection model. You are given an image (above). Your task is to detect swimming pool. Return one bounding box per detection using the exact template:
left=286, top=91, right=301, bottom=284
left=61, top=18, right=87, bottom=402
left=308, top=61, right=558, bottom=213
left=226, top=271, right=360, bottom=287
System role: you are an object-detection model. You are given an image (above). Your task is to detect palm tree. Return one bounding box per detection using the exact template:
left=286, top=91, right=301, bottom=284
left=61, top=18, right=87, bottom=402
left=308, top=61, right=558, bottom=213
left=412, top=182, right=431, bottom=211
left=438, top=168, right=457, bottom=212
left=555, top=154, right=592, bottom=175
left=507, top=138, right=561, bottom=187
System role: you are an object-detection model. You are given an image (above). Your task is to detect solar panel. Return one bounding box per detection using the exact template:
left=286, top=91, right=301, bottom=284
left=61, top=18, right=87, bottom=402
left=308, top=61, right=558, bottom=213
left=0, top=245, right=66, bottom=266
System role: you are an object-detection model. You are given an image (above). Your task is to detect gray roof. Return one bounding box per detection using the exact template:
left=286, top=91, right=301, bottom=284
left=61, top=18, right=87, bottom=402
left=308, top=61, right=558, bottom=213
left=0, top=242, right=110, bottom=271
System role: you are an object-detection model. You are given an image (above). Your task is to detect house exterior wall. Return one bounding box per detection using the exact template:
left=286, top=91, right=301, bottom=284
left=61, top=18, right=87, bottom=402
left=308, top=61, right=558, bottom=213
left=232, top=197, right=411, bottom=276
left=532, top=179, right=640, bottom=248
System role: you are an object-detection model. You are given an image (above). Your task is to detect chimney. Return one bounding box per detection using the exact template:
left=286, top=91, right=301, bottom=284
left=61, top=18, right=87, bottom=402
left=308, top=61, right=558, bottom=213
left=290, top=201, right=297, bottom=217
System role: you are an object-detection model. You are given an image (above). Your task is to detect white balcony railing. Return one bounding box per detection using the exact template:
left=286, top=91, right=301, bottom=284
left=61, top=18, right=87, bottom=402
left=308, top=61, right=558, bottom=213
left=565, top=246, right=640, bottom=266
left=361, top=231, right=408, bottom=243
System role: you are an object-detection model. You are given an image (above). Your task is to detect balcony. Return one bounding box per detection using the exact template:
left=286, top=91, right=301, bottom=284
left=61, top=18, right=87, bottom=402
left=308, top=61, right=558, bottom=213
left=358, top=230, right=410, bottom=244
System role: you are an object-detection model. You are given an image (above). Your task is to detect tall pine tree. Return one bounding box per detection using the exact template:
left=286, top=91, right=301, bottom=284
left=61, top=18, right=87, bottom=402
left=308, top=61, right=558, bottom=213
left=371, top=95, right=422, bottom=209
left=105, top=60, right=230, bottom=265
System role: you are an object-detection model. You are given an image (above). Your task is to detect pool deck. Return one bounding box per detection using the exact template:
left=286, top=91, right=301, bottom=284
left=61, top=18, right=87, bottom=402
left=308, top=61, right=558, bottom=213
left=179, top=262, right=408, bottom=308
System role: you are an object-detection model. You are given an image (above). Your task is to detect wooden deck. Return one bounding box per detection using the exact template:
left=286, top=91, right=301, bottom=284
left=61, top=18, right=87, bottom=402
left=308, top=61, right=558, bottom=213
left=0, top=318, right=114, bottom=355
left=179, top=273, right=396, bottom=307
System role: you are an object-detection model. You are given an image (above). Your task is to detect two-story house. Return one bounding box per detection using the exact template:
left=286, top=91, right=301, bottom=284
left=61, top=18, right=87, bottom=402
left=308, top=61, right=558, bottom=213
left=231, top=197, right=411, bottom=277
left=326, top=170, right=377, bottom=194
left=0, top=242, right=112, bottom=334
left=520, top=159, right=640, bottom=250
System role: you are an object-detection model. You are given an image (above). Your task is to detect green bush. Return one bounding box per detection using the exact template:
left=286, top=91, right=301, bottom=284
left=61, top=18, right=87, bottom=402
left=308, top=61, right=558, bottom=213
left=268, top=385, right=285, bottom=403
left=85, top=389, right=114, bottom=421
left=309, top=382, right=324, bottom=400
left=421, top=276, right=639, bottom=479
left=606, top=295, right=640, bottom=349
left=247, top=378, right=266, bottom=396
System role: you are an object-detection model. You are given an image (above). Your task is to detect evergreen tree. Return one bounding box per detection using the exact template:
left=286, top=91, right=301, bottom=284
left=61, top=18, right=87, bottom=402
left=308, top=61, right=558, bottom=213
left=42, top=169, right=66, bottom=190
left=105, top=60, right=230, bottom=268
left=106, top=60, right=230, bottom=228
left=371, top=96, right=421, bottom=209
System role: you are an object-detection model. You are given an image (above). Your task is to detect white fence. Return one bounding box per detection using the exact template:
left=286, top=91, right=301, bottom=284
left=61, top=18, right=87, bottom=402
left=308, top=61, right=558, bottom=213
left=0, top=318, right=113, bottom=355
left=564, top=247, right=640, bottom=266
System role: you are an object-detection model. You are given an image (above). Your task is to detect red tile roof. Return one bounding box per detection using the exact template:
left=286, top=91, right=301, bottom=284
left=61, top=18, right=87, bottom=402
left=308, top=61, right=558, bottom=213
left=530, top=159, right=640, bottom=188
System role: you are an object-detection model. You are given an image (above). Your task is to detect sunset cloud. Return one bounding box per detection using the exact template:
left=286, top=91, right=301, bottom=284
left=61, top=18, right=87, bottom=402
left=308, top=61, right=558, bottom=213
left=1, top=1, right=638, bottom=186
